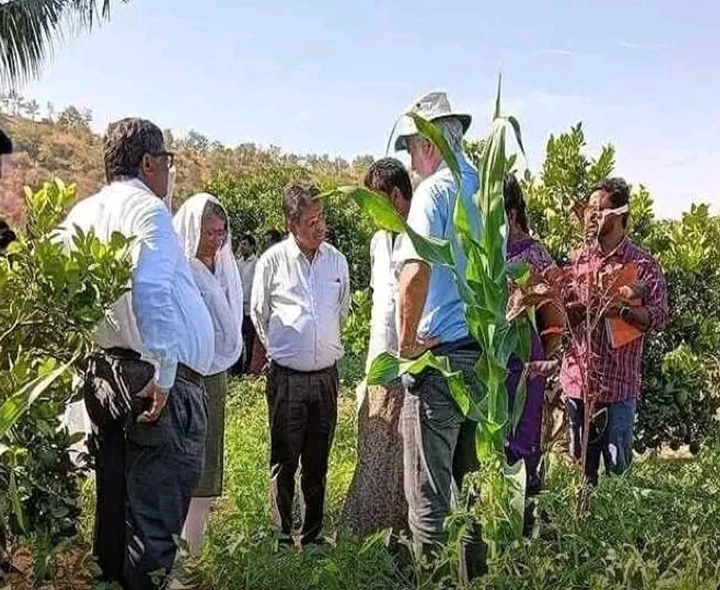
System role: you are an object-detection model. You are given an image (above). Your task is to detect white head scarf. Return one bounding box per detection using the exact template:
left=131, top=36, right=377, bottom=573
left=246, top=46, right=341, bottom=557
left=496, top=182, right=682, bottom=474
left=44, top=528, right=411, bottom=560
left=173, top=193, right=244, bottom=375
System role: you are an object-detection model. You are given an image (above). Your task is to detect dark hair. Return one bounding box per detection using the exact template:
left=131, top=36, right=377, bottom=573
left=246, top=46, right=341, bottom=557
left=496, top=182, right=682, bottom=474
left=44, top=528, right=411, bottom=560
left=103, top=117, right=165, bottom=183
left=283, top=182, right=321, bottom=221
left=363, top=157, right=412, bottom=202
left=0, top=218, right=17, bottom=250
left=241, top=233, right=256, bottom=248
left=264, top=228, right=283, bottom=245
left=0, top=129, right=12, bottom=155
left=503, top=173, right=529, bottom=234
left=592, top=177, right=631, bottom=227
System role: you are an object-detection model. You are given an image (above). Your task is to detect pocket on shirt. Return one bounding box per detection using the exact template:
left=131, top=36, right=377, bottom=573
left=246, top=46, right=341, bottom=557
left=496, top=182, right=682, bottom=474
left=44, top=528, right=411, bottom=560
left=319, top=280, right=342, bottom=310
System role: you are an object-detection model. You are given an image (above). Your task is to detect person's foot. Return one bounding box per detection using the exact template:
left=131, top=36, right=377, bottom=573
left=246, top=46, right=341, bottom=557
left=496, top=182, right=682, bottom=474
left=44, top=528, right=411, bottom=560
left=300, top=535, right=333, bottom=551
left=276, top=532, right=295, bottom=551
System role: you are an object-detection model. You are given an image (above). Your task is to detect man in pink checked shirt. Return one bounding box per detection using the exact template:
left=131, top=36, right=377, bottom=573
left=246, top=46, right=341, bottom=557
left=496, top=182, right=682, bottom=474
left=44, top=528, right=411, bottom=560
left=560, top=177, right=668, bottom=486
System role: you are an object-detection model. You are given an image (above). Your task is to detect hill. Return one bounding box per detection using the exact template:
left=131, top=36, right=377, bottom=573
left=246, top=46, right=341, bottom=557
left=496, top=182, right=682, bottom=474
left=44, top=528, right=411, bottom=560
left=0, top=96, right=372, bottom=225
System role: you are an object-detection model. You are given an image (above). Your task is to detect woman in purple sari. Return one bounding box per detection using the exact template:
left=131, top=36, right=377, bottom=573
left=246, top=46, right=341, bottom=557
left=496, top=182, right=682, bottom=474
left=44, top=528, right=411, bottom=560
left=503, top=174, right=558, bottom=502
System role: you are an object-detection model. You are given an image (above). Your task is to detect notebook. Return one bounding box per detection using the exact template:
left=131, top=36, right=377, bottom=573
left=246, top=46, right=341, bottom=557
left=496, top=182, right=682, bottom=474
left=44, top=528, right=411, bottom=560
left=602, top=262, right=643, bottom=349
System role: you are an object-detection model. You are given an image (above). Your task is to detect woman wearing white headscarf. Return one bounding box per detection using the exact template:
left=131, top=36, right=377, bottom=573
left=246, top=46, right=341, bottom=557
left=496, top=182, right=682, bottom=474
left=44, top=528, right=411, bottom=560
left=173, top=193, right=244, bottom=555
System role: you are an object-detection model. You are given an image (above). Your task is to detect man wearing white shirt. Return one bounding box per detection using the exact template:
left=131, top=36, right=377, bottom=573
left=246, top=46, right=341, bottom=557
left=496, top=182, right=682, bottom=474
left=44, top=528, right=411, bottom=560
left=251, top=182, right=350, bottom=547
left=56, top=118, right=215, bottom=590
left=235, top=233, right=258, bottom=374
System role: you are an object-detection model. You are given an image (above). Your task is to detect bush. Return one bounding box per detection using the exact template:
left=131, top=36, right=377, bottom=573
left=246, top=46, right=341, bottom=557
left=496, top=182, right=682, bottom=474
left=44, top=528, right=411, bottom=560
left=207, top=161, right=376, bottom=291
left=0, top=179, right=132, bottom=580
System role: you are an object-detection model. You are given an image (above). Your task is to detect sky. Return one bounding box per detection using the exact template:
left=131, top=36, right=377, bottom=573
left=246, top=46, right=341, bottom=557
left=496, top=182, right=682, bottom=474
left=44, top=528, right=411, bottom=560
left=17, top=0, right=720, bottom=219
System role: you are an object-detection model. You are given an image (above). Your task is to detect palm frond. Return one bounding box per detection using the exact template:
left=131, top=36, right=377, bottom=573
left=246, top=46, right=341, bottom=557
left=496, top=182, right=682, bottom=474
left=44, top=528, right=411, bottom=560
left=0, top=0, right=128, bottom=89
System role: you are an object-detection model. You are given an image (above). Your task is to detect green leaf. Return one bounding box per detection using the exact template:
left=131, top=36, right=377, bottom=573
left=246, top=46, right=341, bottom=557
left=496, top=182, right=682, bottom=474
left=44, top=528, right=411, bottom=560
left=331, top=185, right=455, bottom=267
left=366, top=352, right=402, bottom=386
left=0, top=361, right=72, bottom=438
left=506, top=261, right=531, bottom=286
left=510, top=373, right=527, bottom=434
left=9, top=471, right=26, bottom=533
left=331, top=186, right=406, bottom=234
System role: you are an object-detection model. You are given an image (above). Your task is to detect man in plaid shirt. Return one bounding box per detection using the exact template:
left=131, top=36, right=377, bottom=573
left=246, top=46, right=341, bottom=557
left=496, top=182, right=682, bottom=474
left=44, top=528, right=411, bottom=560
left=560, top=177, right=668, bottom=485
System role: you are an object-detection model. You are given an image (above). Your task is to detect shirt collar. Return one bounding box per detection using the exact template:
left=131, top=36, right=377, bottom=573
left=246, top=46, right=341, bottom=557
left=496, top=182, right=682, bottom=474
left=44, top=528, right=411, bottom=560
left=110, top=176, right=156, bottom=196
left=285, top=234, right=325, bottom=261
left=601, top=235, right=630, bottom=259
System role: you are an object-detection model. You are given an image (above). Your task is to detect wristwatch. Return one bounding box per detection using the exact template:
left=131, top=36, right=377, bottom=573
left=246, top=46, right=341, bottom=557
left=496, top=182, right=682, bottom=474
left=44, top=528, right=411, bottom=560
left=619, top=306, right=631, bottom=320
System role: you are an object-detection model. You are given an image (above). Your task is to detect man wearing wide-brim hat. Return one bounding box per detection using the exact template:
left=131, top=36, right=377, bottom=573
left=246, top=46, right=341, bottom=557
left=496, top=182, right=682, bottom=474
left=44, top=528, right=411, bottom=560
left=392, top=91, right=487, bottom=582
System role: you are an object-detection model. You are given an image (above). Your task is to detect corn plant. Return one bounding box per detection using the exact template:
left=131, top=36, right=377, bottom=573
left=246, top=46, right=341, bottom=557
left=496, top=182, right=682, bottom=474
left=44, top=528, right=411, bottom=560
left=327, top=79, right=545, bottom=566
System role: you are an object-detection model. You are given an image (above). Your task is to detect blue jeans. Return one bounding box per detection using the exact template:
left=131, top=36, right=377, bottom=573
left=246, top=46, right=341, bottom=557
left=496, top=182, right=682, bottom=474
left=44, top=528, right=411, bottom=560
left=401, top=338, right=486, bottom=582
left=565, top=398, right=636, bottom=486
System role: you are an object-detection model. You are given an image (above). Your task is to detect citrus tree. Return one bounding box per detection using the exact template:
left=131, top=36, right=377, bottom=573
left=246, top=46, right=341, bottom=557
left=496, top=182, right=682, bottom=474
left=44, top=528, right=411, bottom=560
left=0, top=179, right=131, bottom=580
left=522, top=124, right=720, bottom=453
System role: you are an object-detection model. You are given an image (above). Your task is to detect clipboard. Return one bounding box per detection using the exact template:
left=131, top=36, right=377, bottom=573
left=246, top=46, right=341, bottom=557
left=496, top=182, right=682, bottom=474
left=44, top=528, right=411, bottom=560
left=602, top=262, right=643, bottom=349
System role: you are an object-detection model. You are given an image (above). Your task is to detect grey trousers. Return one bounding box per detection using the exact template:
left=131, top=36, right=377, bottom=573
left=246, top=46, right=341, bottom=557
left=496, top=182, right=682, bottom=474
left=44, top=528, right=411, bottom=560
left=401, top=338, right=486, bottom=582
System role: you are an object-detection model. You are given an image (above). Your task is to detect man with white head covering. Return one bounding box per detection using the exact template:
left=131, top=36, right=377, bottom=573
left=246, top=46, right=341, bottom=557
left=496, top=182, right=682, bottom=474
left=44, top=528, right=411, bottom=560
left=173, top=193, right=244, bottom=556
left=55, top=118, right=215, bottom=590
left=393, top=91, right=486, bottom=581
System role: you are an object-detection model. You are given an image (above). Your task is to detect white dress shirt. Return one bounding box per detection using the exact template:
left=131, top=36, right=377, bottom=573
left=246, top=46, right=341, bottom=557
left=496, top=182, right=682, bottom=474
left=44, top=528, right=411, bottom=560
left=55, top=178, right=215, bottom=388
left=251, top=236, right=350, bottom=372
left=237, top=254, right=257, bottom=315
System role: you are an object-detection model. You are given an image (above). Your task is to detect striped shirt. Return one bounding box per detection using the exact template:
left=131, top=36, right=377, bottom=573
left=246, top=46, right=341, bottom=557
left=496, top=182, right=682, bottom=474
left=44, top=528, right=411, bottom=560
left=560, top=238, right=668, bottom=403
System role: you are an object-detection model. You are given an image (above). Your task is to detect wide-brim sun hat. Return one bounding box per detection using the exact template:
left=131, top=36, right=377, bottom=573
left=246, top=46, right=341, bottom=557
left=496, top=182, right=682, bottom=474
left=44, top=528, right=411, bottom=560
left=393, top=90, right=472, bottom=152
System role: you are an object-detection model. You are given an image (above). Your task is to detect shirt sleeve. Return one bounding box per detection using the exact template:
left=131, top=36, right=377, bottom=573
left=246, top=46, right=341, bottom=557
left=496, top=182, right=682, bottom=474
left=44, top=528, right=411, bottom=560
left=131, top=201, right=181, bottom=390
left=250, top=253, right=271, bottom=348
left=639, top=255, right=668, bottom=331
left=339, top=254, right=351, bottom=321
left=395, top=181, right=447, bottom=264
left=369, top=233, right=378, bottom=292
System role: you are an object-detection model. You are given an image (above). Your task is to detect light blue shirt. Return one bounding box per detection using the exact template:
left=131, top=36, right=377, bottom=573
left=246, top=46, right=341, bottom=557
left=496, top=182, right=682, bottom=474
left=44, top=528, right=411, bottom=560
left=395, top=151, right=481, bottom=344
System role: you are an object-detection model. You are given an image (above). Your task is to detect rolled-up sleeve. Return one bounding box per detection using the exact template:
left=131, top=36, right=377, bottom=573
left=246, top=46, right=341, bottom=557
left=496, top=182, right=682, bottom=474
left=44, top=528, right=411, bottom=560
left=640, top=257, right=669, bottom=331
left=131, top=201, right=181, bottom=389
left=395, top=182, right=446, bottom=265
left=250, top=254, right=271, bottom=348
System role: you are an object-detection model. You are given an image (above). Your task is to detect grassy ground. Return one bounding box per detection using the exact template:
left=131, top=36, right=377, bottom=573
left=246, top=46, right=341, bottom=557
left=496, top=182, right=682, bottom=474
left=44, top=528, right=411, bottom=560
left=188, top=376, right=720, bottom=590
left=5, top=371, right=719, bottom=589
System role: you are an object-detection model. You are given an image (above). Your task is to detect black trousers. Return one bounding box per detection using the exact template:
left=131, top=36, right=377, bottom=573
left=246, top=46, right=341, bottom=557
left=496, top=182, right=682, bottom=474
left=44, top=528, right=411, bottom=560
left=265, top=361, right=338, bottom=545
left=84, top=350, right=207, bottom=590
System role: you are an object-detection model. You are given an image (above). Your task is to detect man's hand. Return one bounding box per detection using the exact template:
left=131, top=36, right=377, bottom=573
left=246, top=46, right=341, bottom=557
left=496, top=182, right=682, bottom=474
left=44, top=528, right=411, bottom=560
left=399, top=335, right=440, bottom=360
left=566, top=301, right=586, bottom=327
left=526, top=359, right=559, bottom=379
left=136, top=380, right=170, bottom=423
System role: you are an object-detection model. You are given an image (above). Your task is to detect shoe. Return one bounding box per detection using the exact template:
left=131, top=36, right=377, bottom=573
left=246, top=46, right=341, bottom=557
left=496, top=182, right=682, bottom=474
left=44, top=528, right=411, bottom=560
left=300, top=535, right=332, bottom=550
left=276, top=533, right=295, bottom=550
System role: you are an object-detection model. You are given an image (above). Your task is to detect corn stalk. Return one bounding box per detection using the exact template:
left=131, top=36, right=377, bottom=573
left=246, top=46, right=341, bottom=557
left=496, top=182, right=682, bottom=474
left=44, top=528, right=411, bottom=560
left=328, top=78, right=540, bottom=566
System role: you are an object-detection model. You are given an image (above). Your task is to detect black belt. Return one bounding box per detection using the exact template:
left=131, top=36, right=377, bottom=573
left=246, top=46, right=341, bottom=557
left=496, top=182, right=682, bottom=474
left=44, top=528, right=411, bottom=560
left=101, top=347, right=204, bottom=388
left=270, top=360, right=337, bottom=376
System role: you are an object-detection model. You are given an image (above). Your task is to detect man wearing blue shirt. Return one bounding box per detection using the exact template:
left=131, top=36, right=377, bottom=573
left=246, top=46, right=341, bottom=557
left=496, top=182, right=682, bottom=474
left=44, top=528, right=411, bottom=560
left=393, top=91, right=486, bottom=582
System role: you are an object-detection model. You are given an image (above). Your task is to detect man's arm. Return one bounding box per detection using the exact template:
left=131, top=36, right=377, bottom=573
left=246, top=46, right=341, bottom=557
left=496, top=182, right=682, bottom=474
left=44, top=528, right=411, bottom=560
left=131, top=201, right=181, bottom=390
left=395, top=183, right=444, bottom=358
left=250, top=255, right=271, bottom=348
left=622, top=258, right=668, bottom=332
left=397, top=260, right=432, bottom=357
